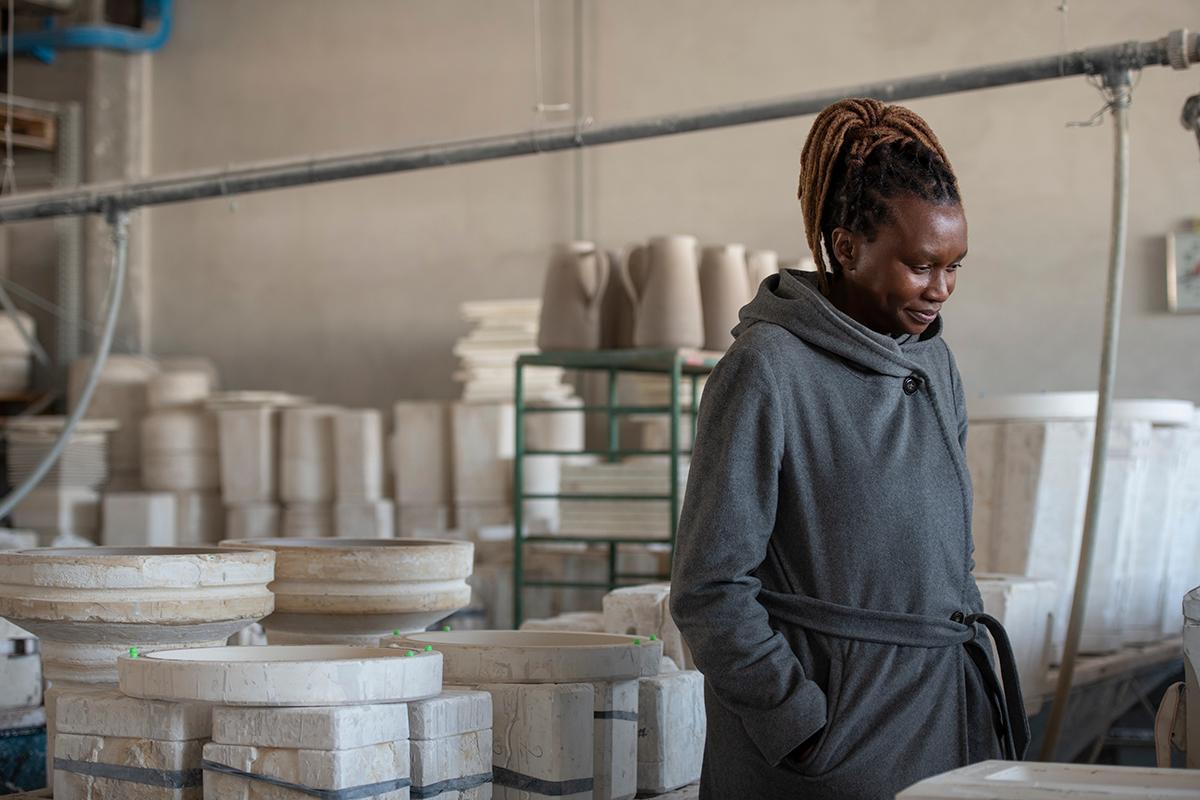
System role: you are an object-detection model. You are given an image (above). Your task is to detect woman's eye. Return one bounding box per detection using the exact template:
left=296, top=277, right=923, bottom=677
left=947, top=263, right=961, bottom=272
left=909, top=265, right=931, bottom=274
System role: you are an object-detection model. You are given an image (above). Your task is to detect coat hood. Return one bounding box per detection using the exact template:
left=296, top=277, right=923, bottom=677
left=733, top=269, right=943, bottom=379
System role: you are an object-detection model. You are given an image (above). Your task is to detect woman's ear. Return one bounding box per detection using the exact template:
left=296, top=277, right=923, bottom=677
left=830, top=227, right=855, bottom=273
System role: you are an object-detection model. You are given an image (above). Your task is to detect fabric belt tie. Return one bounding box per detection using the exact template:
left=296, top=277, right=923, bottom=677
left=758, top=589, right=1030, bottom=761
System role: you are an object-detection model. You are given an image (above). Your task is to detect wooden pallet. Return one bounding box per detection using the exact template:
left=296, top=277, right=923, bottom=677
left=0, top=106, right=57, bottom=152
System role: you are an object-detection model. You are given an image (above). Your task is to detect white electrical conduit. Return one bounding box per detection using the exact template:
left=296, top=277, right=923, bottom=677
left=1040, top=70, right=1133, bottom=760
left=0, top=208, right=128, bottom=521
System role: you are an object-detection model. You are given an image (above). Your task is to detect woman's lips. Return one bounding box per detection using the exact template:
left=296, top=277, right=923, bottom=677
left=907, top=308, right=938, bottom=324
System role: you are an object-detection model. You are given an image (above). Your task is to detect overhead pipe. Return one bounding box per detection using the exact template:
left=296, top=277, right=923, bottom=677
left=0, top=30, right=1193, bottom=222
left=3, top=0, right=171, bottom=64
left=1040, top=70, right=1134, bottom=760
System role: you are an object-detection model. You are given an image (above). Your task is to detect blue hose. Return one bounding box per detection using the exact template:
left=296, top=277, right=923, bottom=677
left=2, top=0, right=171, bottom=64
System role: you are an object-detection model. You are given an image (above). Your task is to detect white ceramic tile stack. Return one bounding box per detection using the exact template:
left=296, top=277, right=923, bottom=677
left=220, top=538, right=473, bottom=645
left=407, top=690, right=493, bottom=799
left=388, top=630, right=662, bottom=800
left=52, top=688, right=211, bottom=800
left=335, top=409, right=394, bottom=538
left=1112, top=400, right=1196, bottom=645
left=69, top=354, right=159, bottom=490
left=280, top=404, right=339, bottom=537
left=0, top=546, right=274, bottom=782
left=966, top=392, right=1095, bottom=662
left=558, top=459, right=689, bottom=540
left=393, top=402, right=453, bottom=536
left=211, top=391, right=306, bottom=540
left=6, top=416, right=118, bottom=544
left=896, top=760, right=1200, bottom=799
left=1185, top=586, right=1200, bottom=768
left=139, top=370, right=224, bottom=545
left=453, top=402, right=515, bottom=536
left=1162, top=412, right=1200, bottom=639
left=454, top=299, right=572, bottom=405
left=974, top=574, right=1058, bottom=715
left=601, top=583, right=692, bottom=669
left=115, top=645, right=442, bottom=800
left=0, top=311, right=36, bottom=392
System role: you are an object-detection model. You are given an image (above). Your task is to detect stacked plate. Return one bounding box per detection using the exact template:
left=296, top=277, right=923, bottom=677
left=557, top=458, right=690, bottom=539
left=454, top=299, right=574, bottom=404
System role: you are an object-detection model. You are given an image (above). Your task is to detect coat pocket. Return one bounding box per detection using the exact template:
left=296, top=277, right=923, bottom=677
left=787, top=653, right=844, bottom=777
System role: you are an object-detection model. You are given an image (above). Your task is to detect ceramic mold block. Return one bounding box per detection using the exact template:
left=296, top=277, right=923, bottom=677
left=602, top=584, right=692, bottom=669
left=392, top=403, right=452, bottom=507
left=410, top=730, right=492, bottom=798
left=281, top=503, right=334, bottom=538
left=11, top=486, right=100, bottom=538
left=202, top=740, right=409, bottom=792
left=217, top=406, right=278, bottom=504
left=407, top=690, right=492, bottom=741
left=56, top=688, right=211, bottom=741
left=226, top=503, right=281, bottom=540
left=593, top=680, right=637, bottom=800
left=212, top=704, right=409, bottom=750
left=451, top=403, right=514, bottom=505
left=0, top=649, right=41, bottom=709
left=397, top=504, right=449, bottom=537
left=336, top=410, right=384, bottom=502
left=336, top=500, right=396, bottom=539
left=896, top=759, right=1200, bottom=799
left=454, top=504, right=512, bottom=535
left=636, top=670, right=704, bottom=794
left=174, top=491, right=224, bottom=545
left=54, top=732, right=204, bottom=799
left=142, top=452, right=221, bottom=492
left=280, top=406, right=339, bottom=504
left=119, top=646, right=443, bottom=707
left=102, top=491, right=177, bottom=547
left=976, top=574, right=1057, bottom=714
left=202, top=771, right=410, bottom=800
left=473, top=681, right=593, bottom=800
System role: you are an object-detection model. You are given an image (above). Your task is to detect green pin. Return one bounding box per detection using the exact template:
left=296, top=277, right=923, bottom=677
left=405, top=650, right=415, bottom=657
left=648, top=635, right=658, bottom=642
left=128, top=647, right=139, bottom=659
left=633, top=638, right=641, bottom=646
left=442, top=625, right=452, bottom=632
left=392, top=630, right=402, bottom=637
left=424, top=645, right=433, bottom=652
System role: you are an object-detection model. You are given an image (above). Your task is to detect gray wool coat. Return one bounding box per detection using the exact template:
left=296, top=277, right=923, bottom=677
left=670, top=270, right=1028, bottom=800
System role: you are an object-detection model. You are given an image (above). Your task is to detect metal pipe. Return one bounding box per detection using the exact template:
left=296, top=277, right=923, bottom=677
left=0, top=208, right=128, bottom=520
left=1040, top=70, right=1133, bottom=760
left=0, top=32, right=1194, bottom=223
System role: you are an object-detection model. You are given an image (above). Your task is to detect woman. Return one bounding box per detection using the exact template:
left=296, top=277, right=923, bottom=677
left=670, top=98, right=1028, bottom=800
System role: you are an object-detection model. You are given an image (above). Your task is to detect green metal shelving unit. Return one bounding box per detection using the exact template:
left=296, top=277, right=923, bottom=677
left=512, top=348, right=721, bottom=628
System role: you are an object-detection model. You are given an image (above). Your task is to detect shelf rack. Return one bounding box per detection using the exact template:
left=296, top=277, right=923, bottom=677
left=512, top=348, right=721, bottom=627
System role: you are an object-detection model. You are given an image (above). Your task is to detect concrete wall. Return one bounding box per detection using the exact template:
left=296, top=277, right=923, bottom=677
left=112, top=1, right=1200, bottom=405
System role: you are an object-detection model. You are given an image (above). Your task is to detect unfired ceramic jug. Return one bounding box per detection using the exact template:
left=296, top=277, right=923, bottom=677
left=699, top=243, right=749, bottom=352
left=746, top=249, right=779, bottom=294
left=600, top=248, right=637, bottom=349
left=629, top=235, right=704, bottom=350
left=537, top=241, right=610, bottom=352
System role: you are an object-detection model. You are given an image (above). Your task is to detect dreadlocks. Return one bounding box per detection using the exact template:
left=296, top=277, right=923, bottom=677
left=798, top=98, right=960, bottom=292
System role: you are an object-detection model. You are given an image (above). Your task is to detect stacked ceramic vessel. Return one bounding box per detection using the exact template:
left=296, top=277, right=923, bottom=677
left=393, top=401, right=453, bottom=536
left=280, top=404, right=339, bottom=537
left=452, top=401, right=515, bottom=536
left=6, top=416, right=118, bottom=545
left=388, top=630, right=661, bottom=800
left=69, top=355, right=160, bottom=490
left=334, top=408, right=393, bottom=538
left=0, top=311, right=36, bottom=392
left=557, top=458, right=689, bottom=540
left=210, top=391, right=306, bottom=540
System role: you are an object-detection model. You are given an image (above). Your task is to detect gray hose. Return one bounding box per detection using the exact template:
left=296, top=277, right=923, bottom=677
left=0, top=208, right=129, bottom=522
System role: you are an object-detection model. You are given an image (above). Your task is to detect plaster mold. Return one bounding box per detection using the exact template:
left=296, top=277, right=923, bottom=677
left=147, top=371, right=211, bottom=410
left=120, top=646, right=442, bottom=706
left=221, top=538, right=473, bottom=642
left=54, top=732, right=204, bottom=800
left=896, top=760, right=1200, bottom=798
left=593, top=680, right=638, bottom=800
left=213, top=704, right=408, bottom=751
left=215, top=405, right=279, bottom=504
left=975, top=574, right=1057, bottom=714
left=280, top=406, right=339, bottom=504
left=203, top=740, right=410, bottom=797
left=174, top=491, right=224, bottom=546
left=602, top=584, right=691, bottom=668
left=0, top=546, right=274, bottom=685
left=68, top=355, right=159, bottom=479
left=479, top=681, right=593, bottom=800
left=408, top=690, right=492, bottom=742
left=12, top=486, right=101, bottom=544
left=336, top=409, right=384, bottom=502
left=519, top=611, right=606, bottom=634
left=637, top=670, right=705, bottom=795
left=280, top=503, right=334, bottom=538
left=225, top=503, right=280, bottom=540
left=387, top=631, right=661, bottom=684
left=56, top=688, right=211, bottom=741
left=336, top=500, right=396, bottom=539
left=102, top=492, right=177, bottom=547
left=396, top=504, right=450, bottom=537
left=392, top=402, right=452, bottom=507
left=410, top=730, right=492, bottom=799
left=452, top=403, right=514, bottom=506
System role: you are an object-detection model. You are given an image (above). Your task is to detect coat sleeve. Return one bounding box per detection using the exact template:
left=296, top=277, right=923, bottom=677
left=946, top=344, right=986, bottom=613
left=669, top=344, right=827, bottom=768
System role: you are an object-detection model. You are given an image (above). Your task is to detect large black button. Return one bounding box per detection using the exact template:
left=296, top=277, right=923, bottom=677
left=950, top=611, right=966, bottom=623
left=903, top=375, right=920, bottom=395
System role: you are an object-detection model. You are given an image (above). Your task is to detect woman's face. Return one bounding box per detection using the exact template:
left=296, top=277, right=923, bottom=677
left=830, top=194, right=967, bottom=336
